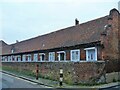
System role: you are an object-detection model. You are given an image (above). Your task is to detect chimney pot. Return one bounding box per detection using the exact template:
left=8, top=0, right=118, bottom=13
left=75, top=18, right=79, bottom=25
left=16, top=40, right=19, bottom=43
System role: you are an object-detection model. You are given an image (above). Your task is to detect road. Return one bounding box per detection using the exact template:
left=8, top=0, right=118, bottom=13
left=99, top=85, right=120, bottom=90
left=0, top=72, right=48, bottom=89
left=0, top=72, right=119, bottom=90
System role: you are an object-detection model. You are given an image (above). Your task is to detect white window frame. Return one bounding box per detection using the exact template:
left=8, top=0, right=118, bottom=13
left=49, top=52, right=55, bottom=62
left=14, top=56, right=17, bottom=61
left=11, top=55, right=14, bottom=62
left=84, top=47, right=97, bottom=61
left=57, top=51, right=66, bottom=61
left=71, top=49, right=80, bottom=62
left=22, top=55, right=26, bottom=62
left=39, top=53, right=45, bottom=61
left=5, top=56, right=8, bottom=61
left=2, top=56, right=7, bottom=62
left=17, top=55, right=21, bottom=61
left=34, top=53, right=38, bottom=62
left=10, top=56, right=12, bottom=61
left=8, top=56, right=11, bottom=62
left=2, top=56, right=6, bottom=62
left=27, top=54, right=31, bottom=61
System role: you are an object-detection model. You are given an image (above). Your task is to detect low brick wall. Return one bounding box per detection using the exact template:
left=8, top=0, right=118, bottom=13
left=2, top=62, right=106, bottom=84
left=105, top=59, right=120, bottom=73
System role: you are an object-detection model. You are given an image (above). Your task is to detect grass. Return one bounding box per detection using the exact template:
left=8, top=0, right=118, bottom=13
left=2, top=66, right=36, bottom=78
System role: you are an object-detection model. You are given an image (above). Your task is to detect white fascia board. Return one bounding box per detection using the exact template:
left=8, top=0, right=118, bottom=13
left=84, top=47, right=96, bottom=50
left=57, top=51, right=65, bottom=53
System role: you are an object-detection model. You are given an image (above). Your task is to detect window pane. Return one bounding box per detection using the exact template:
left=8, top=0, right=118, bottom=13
left=49, top=52, right=55, bottom=61
left=34, top=54, right=38, bottom=61
left=60, top=53, right=64, bottom=61
left=71, top=50, right=80, bottom=61
left=87, top=49, right=96, bottom=61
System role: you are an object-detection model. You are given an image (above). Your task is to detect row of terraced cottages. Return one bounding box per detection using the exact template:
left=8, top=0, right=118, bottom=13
left=0, top=8, right=120, bottom=63
left=0, top=8, right=119, bottom=84
left=1, top=46, right=98, bottom=62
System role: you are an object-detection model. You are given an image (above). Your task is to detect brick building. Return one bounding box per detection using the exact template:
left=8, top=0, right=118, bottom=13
left=0, top=8, right=120, bottom=84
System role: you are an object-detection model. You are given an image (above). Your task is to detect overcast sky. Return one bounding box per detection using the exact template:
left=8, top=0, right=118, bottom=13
left=0, top=0, right=119, bottom=44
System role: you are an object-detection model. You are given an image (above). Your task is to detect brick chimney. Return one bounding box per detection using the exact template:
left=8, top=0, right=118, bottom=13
left=107, top=16, right=112, bottom=28
left=75, top=18, right=79, bottom=25
left=101, top=8, right=120, bottom=60
left=16, top=40, right=19, bottom=43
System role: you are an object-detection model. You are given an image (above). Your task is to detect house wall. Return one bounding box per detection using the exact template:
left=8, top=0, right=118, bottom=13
left=55, top=51, right=58, bottom=61
left=97, top=47, right=103, bottom=60
left=66, top=50, right=70, bottom=60
left=80, top=48, right=86, bottom=60
left=118, top=15, right=120, bottom=60
left=101, top=9, right=120, bottom=60
left=1, top=45, right=103, bottom=62
left=100, top=9, right=120, bottom=73
left=48, top=46, right=101, bottom=61
left=2, top=62, right=106, bottom=84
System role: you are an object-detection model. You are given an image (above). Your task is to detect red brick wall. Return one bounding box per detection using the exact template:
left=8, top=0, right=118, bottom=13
left=73, top=62, right=106, bottom=84
left=2, top=62, right=106, bottom=84
left=45, top=52, right=49, bottom=61
left=55, top=52, right=58, bottom=61
left=38, top=53, right=40, bottom=61
left=105, top=59, right=120, bottom=73
left=66, top=50, right=70, bottom=60
left=118, top=15, right=120, bottom=60
left=97, top=47, right=102, bottom=60
left=101, top=9, right=119, bottom=60
left=31, top=54, right=33, bottom=61
left=80, top=48, right=86, bottom=60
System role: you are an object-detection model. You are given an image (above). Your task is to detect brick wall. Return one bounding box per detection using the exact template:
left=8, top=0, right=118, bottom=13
left=101, top=9, right=120, bottom=60
left=105, top=59, right=120, bottom=73
left=118, top=12, right=120, bottom=60
left=2, top=62, right=106, bottom=84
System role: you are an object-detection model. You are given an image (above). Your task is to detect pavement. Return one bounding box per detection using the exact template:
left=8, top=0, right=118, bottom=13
left=1, top=70, right=120, bottom=89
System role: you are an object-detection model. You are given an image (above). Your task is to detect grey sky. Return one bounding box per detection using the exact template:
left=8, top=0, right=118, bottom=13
left=0, top=0, right=119, bottom=44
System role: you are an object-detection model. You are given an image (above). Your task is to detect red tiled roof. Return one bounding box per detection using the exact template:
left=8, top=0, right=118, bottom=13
left=1, top=15, right=108, bottom=55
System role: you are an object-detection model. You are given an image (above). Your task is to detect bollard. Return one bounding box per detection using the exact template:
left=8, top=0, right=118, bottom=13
left=59, top=68, right=63, bottom=87
left=36, top=64, right=39, bottom=80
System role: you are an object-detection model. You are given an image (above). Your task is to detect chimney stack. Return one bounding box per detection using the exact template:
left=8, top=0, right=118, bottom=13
left=16, top=40, right=19, bottom=43
left=75, top=18, right=79, bottom=25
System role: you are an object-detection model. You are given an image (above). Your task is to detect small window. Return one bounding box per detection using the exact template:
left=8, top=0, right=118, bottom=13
left=84, top=47, right=97, bottom=61
left=57, top=51, right=66, bottom=61
left=39, top=53, right=45, bottom=61
left=8, top=56, right=11, bottom=61
left=2, top=56, right=8, bottom=61
left=22, top=55, right=26, bottom=61
left=49, top=52, right=55, bottom=61
left=71, top=49, right=80, bottom=61
left=34, top=54, right=38, bottom=61
left=11, top=56, right=15, bottom=61
left=27, top=54, right=31, bottom=61
left=2, top=56, right=6, bottom=61
left=17, top=55, right=21, bottom=61
left=14, top=56, right=17, bottom=61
